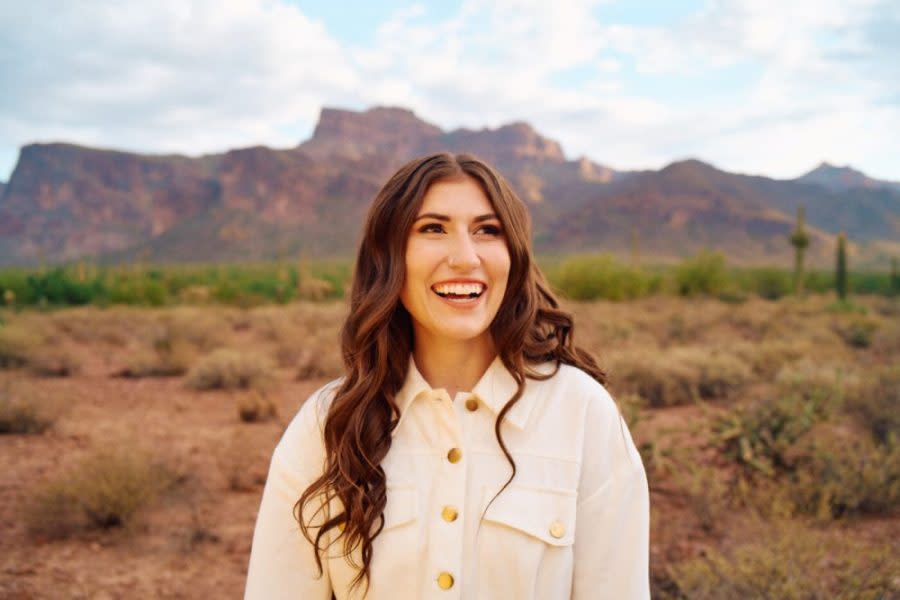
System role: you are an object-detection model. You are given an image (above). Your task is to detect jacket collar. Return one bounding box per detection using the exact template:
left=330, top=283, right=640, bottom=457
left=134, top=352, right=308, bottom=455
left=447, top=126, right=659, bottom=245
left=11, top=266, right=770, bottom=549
left=393, top=354, right=539, bottom=431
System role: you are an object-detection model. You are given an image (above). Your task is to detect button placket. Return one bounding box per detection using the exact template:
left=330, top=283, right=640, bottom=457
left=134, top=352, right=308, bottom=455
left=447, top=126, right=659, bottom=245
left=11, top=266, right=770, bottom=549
left=431, top=389, right=465, bottom=596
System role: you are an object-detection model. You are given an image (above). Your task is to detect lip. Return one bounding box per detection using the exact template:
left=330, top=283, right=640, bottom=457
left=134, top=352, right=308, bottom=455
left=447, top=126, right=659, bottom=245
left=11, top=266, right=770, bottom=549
left=430, top=278, right=487, bottom=308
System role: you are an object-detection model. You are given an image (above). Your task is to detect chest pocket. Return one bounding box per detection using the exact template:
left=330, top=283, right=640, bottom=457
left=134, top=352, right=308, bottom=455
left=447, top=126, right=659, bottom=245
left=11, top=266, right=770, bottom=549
left=477, top=484, right=577, bottom=598
left=482, top=484, right=577, bottom=545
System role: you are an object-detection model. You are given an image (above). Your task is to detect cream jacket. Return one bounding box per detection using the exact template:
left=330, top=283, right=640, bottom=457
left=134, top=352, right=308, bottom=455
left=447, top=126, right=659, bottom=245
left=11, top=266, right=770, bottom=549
left=245, top=356, right=650, bottom=599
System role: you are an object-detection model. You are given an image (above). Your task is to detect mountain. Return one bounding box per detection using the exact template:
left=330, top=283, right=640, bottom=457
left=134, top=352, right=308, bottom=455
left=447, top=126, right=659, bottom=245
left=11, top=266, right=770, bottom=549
left=797, top=162, right=900, bottom=193
left=1, top=107, right=898, bottom=268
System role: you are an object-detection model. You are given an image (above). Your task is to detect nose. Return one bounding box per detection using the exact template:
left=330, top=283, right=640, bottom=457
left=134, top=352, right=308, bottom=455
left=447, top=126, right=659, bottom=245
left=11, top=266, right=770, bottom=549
left=448, top=231, right=480, bottom=270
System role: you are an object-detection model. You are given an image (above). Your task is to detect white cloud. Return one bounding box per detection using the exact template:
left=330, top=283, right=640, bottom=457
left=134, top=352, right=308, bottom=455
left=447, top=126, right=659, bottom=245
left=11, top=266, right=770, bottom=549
left=0, top=0, right=357, bottom=167
left=0, top=0, right=898, bottom=181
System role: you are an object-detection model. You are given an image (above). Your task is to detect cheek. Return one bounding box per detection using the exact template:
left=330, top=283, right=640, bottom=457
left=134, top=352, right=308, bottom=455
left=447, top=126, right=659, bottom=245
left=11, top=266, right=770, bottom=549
left=491, top=248, right=512, bottom=288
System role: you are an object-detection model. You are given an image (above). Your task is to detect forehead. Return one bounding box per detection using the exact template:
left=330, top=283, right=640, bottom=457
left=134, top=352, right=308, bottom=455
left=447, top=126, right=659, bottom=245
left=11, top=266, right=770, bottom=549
left=418, top=177, right=495, bottom=217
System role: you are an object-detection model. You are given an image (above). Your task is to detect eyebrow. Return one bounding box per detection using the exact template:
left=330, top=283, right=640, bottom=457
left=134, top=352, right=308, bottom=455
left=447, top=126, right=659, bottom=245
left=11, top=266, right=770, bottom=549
left=414, top=212, right=499, bottom=222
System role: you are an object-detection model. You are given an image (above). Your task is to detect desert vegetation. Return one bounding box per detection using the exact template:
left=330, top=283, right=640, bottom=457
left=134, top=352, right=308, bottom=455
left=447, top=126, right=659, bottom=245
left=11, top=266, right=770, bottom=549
left=0, top=283, right=897, bottom=597
left=1, top=252, right=897, bottom=310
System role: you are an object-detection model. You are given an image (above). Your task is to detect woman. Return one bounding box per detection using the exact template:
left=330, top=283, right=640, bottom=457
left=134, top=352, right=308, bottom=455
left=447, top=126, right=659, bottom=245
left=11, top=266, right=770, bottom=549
left=244, top=153, right=649, bottom=599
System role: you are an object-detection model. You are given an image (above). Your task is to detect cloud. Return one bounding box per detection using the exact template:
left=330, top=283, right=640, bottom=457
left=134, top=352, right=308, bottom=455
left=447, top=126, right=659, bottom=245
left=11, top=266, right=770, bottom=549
left=0, top=0, right=898, bottom=181
left=0, top=0, right=357, bottom=167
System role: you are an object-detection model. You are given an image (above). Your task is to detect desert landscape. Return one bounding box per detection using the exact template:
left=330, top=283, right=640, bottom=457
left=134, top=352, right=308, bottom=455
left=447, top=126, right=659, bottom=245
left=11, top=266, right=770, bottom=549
left=1, top=289, right=898, bottom=599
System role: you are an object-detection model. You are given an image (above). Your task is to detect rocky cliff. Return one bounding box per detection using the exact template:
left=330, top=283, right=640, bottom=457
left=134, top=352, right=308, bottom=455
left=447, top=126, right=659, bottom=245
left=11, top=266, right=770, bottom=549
left=1, top=107, right=898, bottom=267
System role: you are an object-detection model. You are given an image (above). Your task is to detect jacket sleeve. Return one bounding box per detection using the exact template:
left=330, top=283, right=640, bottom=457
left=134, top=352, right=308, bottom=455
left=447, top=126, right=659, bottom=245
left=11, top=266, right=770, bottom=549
left=572, top=385, right=650, bottom=600
left=244, top=389, right=334, bottom=600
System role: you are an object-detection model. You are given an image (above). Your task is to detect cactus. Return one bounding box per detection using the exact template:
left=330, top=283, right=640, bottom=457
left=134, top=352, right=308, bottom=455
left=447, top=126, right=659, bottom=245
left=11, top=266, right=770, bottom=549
left=891, top=258, right=899, bottom=297
left=789, top=206, right=809, bottom=296
left=836, top=231, right=848, bottom=302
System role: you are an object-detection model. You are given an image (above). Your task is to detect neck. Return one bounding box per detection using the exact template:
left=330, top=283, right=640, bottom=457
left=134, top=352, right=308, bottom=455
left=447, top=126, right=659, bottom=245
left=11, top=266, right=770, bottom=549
left=411, top=333, right=497, bottom=399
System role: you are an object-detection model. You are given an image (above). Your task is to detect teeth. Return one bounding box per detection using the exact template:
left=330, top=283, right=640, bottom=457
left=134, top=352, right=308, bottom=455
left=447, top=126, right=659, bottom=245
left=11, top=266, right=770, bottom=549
left=432, top=283, right=485, bottom=296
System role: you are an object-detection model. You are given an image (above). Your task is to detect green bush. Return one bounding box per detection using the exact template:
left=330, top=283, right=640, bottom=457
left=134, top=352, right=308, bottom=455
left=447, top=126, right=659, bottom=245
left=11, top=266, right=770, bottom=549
left=832, top=316, right=879, bottom=348
left=552, top=254, right=654, bottom=301
left=749, top=268, right=792, bottom=300
left=711, top=393, right=831, bottom=478
left=674, top=250, right=729, bottom=297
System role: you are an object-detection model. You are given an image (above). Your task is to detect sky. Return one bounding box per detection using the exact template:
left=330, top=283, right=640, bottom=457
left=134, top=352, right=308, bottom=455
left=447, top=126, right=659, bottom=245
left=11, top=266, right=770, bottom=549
left=1, top=0, right=898, bottom=182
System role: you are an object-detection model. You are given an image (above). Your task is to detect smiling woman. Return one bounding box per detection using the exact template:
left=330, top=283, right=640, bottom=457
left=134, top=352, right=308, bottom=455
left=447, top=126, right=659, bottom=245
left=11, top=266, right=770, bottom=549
left=244, top=153, right=650, bottom=599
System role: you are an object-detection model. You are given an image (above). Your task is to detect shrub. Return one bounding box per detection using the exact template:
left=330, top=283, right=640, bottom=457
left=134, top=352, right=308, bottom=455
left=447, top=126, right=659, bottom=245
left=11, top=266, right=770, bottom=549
left=297, top=277, right=334, bottom=301
left=832, top=316, right=879, bottom=348
left=871, top=320, right=900, bottom=358
left=26, top=348, right=82, bottom=377
left=237, top=390, right=279, bottom=423
left=612, top=347, right=751, bottom=407
left=674, top=250, right=729, bottom=297
left=711, top=393, right=831, bottom=478
left=0, top=323, right=41, bottom=368
left=553, top=254, right=653, bottom=301
left=773, top=361, right=852, bottom=409
left=666, top=524, right=898, bottom=599
left=25, top=445, right=174, bottom=539
left=845, top=366, right=900, bottom=444
left=742, top=339, right=811, bottom=378
left=185, top=349, right=275, bottom=391
left=791, top=430, right=900, bottom=518
left=752, top=268, right=792, bottom=300
left=118, top=346, right=194, bottom=378
left=0, top=388, right=58, bottom=434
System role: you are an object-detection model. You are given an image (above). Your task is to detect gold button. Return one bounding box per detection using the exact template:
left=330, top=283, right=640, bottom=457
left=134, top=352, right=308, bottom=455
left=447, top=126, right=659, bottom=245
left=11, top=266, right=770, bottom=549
left=447, top=447, right=462, bottom=463
left=437, top=572, right=454, bottom=590
left=465, top=398, right=479, bottom=412
left=549, top=521, right=566, bottom=539
left=441, top=506, right=458, bottom=522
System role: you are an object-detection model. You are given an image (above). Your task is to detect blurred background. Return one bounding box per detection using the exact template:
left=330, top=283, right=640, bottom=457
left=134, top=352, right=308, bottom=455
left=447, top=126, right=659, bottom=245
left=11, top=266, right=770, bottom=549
left=0, top=1, right=898, bottom=598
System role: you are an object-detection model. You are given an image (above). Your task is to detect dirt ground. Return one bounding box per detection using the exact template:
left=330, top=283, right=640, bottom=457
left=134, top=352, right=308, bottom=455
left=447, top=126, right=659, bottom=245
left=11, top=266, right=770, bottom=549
left=1, top=297, right=898, bottom=598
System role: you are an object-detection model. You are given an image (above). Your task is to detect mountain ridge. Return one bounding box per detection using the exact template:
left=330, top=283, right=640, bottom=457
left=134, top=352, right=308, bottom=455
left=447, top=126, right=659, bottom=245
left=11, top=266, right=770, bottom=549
left=1, top=106, right=898, bottom=268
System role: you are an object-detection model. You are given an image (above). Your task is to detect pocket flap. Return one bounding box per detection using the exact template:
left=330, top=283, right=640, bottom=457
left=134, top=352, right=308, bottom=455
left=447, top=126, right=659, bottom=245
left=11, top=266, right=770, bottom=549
left=482, top=485, right=576, bottom=546
left=383, top=484, right=418, bottom=530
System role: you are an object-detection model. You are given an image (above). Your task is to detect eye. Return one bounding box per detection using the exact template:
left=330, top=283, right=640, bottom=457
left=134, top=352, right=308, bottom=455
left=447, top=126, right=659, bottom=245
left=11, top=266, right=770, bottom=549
left=475, top=223, right=503, bottom=236
left=418, top=222, right=445, bottom=234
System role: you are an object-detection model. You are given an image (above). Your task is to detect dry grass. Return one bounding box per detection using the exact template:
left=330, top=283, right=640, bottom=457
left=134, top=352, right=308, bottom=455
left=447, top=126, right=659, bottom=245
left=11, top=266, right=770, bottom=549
left=0, top=386, right=61, bottom=434
left=845, top=365, right=900, bottom=445
left=25, top=444, right=176, bottom=539
left=1, top=294, right=896, bottom=597
left=236, top=390, right=279, bottom=423
left=185, top=348, right=275, bottom=391
left=0, top=323, right=40, bottom=368
left=610, top=346, right=752, bottom=407
left=663, top=521, right=899, bottom=600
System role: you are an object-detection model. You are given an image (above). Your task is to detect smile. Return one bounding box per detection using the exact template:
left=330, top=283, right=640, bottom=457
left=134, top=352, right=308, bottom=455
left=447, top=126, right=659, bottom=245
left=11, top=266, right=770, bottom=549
left=431, top=282, right=486, bottom=300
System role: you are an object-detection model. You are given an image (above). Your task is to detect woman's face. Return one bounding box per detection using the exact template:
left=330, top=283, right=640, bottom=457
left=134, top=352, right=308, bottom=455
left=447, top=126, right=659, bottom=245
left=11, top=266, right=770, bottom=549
left=400, top=177, right=511, bottom=352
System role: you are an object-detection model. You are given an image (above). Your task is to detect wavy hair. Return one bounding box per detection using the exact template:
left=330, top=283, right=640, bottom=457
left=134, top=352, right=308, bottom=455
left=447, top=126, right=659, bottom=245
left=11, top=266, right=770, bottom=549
left=295, top=153, right=606, bottom=591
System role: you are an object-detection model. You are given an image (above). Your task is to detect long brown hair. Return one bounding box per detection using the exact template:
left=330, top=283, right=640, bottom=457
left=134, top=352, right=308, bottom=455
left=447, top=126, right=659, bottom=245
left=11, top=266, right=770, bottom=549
left=295, top=153, right=606, bottom=591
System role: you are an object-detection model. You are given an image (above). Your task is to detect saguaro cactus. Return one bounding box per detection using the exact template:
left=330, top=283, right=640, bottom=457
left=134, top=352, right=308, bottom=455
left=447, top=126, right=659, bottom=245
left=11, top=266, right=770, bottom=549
left=836, top=231, right=848, bottom=302
left=789, top=206, right=809, bottom=295
left=891, top=257, right=899, bottom=297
